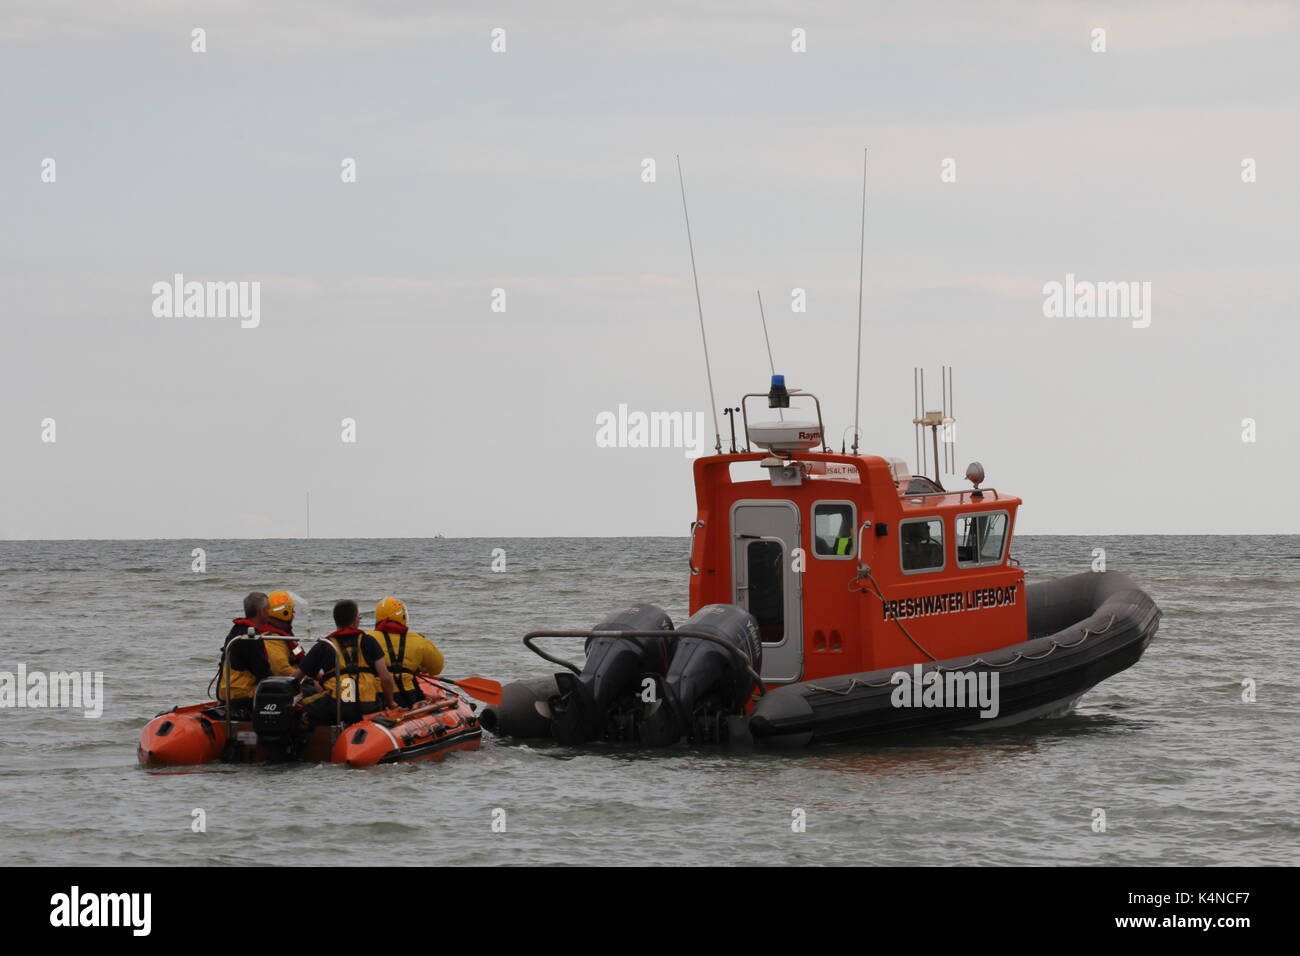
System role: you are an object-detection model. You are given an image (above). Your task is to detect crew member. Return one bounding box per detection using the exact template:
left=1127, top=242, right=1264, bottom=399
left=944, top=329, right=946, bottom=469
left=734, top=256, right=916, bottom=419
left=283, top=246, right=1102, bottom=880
left=263, top=589, right=304, bottom=674
left=294, top=600, right=397, bottom=727
left=214, top=590, right=301, bottom=716
left=367, top=596, right=445, bottom=708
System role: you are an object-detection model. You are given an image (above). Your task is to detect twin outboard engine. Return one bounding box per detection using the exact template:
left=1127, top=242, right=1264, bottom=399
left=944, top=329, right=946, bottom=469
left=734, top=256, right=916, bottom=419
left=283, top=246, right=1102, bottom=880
left=549, top=604, right=677, bottom=745
left=485, top=601, right=763, bottom=747
left=252, top=676, right=302, bottom=762
left=650, top=604, right=763, bottom=745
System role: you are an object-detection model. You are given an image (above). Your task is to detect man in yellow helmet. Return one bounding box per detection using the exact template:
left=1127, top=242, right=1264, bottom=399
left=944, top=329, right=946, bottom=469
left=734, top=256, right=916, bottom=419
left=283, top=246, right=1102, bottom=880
left=215, top=589, right=303, bottom=716
left=263, top=589, right=304, bottom=674
left=368, top=596, right=445, bottom=708
left=294, top=599, right=397, bottom=727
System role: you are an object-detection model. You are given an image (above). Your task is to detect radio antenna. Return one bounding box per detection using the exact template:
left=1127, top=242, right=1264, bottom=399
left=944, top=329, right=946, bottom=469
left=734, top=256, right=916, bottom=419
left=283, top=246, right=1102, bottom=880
left=755, top=290, right=783, bottom=422
left=676, top=155, right=722, bottom=455
left=912, top=365, right=956, bottom=483
left=852, top=147, right=867, bottom=455
left=918, top=367, right=928, bottom=475
left=913, top=368, right=922, bottom=475
left=943, top=365, right=955, bottom=474
left=756, top=290, right=775, bottom=375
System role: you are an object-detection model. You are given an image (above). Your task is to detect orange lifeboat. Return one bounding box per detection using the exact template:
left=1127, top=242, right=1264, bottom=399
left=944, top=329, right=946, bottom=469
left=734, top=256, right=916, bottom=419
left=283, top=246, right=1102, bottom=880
left=484, top=377, right=1162, bottom=747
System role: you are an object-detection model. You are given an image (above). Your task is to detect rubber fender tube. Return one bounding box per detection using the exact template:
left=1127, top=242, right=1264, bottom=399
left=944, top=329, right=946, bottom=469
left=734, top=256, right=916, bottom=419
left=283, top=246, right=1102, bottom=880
left=748, top=687, right=816, bottom=738
left=482, top=674, right=559, bottom=739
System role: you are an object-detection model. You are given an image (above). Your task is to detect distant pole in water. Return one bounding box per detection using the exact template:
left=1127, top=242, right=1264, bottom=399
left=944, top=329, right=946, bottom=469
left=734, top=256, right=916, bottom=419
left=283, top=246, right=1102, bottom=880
left=852, top=148, right=867, bottom=456
left=676, top=155, right=723, bottom=455
left=305, top=490, right=310, bottom=539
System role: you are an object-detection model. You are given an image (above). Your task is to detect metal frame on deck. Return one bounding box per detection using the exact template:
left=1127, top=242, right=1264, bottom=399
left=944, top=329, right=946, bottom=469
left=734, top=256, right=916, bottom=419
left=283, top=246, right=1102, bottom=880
left=221, top=633, right=347, bottom=754
left=523, top=629, right=767, bottom=695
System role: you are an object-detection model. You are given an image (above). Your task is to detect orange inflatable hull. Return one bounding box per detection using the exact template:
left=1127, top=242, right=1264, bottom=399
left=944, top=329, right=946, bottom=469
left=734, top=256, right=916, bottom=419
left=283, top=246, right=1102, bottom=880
left=138, top=676, right=481, bottom=768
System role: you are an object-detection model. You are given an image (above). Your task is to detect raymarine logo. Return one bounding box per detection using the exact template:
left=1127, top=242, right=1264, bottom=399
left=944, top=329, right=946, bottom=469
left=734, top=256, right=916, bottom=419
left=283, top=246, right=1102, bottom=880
left=151, top=273, right=261, bottom=328
left=49, top=886, right=151, bottom=936
left=0, top=664, right=103, bottom=718
left=890, top=664, right=1000, bottom=719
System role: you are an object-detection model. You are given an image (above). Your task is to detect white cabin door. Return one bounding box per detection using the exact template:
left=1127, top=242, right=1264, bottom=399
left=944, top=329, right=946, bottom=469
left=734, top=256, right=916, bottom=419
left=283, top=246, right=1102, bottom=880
left=731, top=500, right=803, bottom=683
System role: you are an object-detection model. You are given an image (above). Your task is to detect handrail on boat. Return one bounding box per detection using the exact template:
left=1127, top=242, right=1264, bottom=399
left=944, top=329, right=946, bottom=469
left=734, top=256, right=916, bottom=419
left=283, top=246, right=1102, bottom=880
left=522, top=628, right=766, bottom=695
left=222, top=633, right=347, bottom=754
left=688, top=520, right=704, bottom=575
left=903, top=487, right=1001, bottom=503
left=739, top=390, right=831, bottom=454
left=856, top=519, right=872, bottom=565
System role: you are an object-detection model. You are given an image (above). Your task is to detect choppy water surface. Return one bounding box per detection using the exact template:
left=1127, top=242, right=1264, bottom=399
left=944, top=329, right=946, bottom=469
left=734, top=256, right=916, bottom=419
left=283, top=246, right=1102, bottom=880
left=0, top=536, right=1296, bottom=866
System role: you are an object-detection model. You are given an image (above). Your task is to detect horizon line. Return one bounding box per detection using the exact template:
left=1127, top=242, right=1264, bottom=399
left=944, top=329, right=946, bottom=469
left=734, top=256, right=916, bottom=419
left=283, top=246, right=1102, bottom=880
left=1, top=532, right=1295, bottom=543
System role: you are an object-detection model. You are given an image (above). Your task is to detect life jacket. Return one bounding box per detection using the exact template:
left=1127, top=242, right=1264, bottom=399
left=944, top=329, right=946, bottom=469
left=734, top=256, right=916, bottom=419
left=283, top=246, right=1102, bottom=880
left=266, top=628, right=304, bottom=675
left=368, top=621, right=423, bottom=698
left=217, top=620, right=296, bottom=701
left=320, top=629, right=380, bottom=704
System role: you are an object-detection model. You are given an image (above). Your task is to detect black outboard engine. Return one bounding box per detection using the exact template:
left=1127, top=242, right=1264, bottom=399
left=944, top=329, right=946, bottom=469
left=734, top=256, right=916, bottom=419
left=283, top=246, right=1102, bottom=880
left=252, top=676, right=301, bottom=762
left=649, top=604, right=762, bottom=746
left=549, top=604, right=676, bottom=745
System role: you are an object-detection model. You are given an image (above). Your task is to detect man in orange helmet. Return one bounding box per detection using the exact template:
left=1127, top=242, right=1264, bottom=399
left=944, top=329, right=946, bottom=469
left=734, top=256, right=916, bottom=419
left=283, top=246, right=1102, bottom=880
left=262, top=589, right=304, bottom=674
left=367, top=596, right=445, bottom=708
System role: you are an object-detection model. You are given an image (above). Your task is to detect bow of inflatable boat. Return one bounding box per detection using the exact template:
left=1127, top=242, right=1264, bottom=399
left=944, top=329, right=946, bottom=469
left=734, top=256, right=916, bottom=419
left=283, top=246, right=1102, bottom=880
left=333, top=681, right=482, bottom=767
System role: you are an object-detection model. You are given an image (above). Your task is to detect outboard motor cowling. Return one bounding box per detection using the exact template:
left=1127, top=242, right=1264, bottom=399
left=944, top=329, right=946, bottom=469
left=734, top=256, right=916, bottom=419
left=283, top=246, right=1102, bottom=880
left=252, top=676, right=301, bottom=762
left=652, top=604, right=762, bottom=745
left=550, top=603, right=676, bottom=745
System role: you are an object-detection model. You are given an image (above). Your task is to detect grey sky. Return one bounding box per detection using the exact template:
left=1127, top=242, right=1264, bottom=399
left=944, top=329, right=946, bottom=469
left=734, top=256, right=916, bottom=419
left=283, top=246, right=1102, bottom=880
left=2, top=2, right=1297, bottom=538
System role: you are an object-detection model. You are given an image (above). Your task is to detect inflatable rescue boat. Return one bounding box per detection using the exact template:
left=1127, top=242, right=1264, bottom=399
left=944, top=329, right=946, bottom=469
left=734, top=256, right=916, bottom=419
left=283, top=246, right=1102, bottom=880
left=484, top=376, right=1162, bottom=748
left=139, top=674, right=481, bottom=767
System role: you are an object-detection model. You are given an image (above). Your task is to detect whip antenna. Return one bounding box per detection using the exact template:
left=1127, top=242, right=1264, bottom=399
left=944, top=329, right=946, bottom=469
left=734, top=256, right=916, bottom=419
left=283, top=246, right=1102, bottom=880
left=913, top=368, right=922, bottom=473
left=852, top=147, right=867, bottom=455
left=677, top=155, right=722, bottom=455
left=756, top=290, right=783, bottom=422
left=756, top=290, right=776, bottom=375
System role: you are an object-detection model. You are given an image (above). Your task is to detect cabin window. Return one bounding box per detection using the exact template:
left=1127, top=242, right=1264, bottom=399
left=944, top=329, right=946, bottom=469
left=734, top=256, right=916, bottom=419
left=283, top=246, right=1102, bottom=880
left=812, top=501, right=856, bottom=558
left=744, top=539, right=785, bottom=644
left=900, top=517, right=945, bottom=573
left=956, top=511, right=1009, bottom=567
